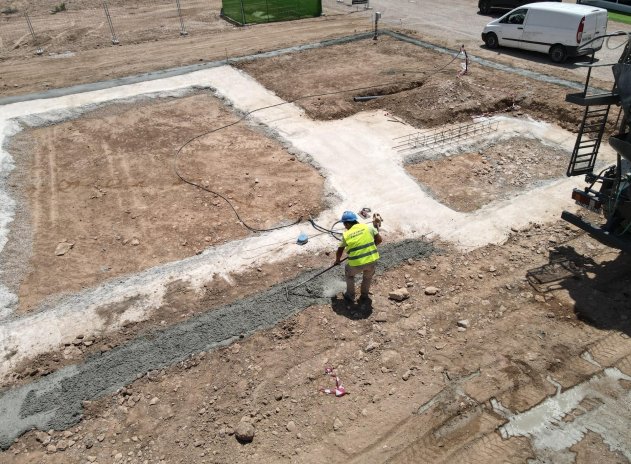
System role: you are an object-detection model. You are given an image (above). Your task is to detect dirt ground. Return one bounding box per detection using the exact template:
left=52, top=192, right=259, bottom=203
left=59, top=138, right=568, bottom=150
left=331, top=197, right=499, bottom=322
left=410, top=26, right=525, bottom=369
left=0, top=13, right=373, bottom=97
left=236, top=36, right=584, bottom=131
left=4, top=222, right=631, bottom=463
left=406, top=137, right=570, bottom=212
left=2, top=36, right=582, bottom=313
left=0, top=8, right=620, bottom=101
left=0, top=0, right=231, bottom=57
left=2, top=5, right=631, bottom=464
left=5, top=91, right=325, bottom=312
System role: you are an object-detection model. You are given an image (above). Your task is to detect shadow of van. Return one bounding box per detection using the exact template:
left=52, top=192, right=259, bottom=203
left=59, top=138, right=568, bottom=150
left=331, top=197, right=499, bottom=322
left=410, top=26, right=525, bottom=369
left=480, top=42, right=600, bottom=69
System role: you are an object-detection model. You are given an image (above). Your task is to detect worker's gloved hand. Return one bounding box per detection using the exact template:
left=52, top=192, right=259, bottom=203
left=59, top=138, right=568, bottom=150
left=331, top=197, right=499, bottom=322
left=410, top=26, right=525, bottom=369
left=372, top=213, right=383, bottom=230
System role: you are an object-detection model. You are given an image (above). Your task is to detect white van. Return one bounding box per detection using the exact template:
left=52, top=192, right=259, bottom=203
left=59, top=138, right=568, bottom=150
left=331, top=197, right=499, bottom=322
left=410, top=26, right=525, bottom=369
left=481, top=2, right=608, bottom=63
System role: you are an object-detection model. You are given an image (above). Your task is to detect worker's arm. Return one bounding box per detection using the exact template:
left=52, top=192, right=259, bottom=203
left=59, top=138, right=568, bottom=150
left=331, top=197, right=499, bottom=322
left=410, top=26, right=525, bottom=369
left=334, top=246, right=344, bottom=265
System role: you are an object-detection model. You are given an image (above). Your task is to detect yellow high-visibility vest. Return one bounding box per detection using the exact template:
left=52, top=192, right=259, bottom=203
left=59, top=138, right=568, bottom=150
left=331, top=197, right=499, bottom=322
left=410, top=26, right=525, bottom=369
left=343, top=223, right=379, bottom=267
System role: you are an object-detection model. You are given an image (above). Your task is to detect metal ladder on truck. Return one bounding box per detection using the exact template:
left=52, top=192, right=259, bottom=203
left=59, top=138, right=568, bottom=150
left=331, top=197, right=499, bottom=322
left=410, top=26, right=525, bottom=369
left=565, top=59, right=621, bottom=177
left=561, top=34, right=631, bottom=253
left=565, top=34, right=631, bottom=176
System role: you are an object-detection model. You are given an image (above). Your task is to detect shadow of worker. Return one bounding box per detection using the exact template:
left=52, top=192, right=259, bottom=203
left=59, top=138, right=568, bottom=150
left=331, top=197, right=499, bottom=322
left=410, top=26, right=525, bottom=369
left=331, top=296, right=373, bottom=320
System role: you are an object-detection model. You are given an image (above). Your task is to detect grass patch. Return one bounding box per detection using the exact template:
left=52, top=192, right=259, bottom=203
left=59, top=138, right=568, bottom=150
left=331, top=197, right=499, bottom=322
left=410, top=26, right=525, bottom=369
left=609, top=11, right=631, bottom=25
left=50, top=2, right=66, bottom=14
left=222, top=0, right=321, bottom=25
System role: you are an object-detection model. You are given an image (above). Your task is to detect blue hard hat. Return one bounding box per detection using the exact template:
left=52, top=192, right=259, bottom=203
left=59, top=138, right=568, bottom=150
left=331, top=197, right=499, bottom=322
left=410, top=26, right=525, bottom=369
left=341, top=210, right=358, bottom=222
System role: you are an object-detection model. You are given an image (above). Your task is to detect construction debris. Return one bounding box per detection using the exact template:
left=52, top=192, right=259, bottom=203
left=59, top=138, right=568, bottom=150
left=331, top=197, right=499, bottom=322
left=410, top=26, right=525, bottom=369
left=389, top=288, right=410, bottom=301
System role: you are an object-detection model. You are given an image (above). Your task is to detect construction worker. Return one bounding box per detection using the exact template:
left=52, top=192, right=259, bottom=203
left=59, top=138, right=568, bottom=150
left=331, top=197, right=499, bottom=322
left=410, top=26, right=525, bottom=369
left=334, top=210, right=382, bottom=303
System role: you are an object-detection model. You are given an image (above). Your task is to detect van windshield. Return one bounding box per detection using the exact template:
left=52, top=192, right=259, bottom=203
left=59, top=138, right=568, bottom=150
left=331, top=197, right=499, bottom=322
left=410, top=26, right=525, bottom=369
left=499, top=9, right=527, bottom=25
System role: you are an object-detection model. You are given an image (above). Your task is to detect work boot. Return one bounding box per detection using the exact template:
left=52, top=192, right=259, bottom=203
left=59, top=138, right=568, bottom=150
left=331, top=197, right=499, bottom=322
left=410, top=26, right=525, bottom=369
left=358, top=294, right=372, bottom=312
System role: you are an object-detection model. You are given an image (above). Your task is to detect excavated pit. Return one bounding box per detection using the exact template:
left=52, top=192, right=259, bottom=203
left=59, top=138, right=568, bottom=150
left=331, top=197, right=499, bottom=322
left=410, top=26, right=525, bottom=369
left=405, top=136, right=571, bottom=213
left=236, top=36, right=583, bottom=130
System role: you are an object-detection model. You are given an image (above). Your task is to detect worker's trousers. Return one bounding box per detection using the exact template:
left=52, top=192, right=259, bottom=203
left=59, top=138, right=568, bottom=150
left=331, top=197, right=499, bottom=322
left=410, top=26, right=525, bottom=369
left=345, top=262, right=377, bottom=300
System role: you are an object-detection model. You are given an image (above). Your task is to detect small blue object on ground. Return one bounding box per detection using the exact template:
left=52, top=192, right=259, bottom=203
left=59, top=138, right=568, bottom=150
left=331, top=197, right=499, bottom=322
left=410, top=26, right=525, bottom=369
left=297, top=232, right=309, bottom=245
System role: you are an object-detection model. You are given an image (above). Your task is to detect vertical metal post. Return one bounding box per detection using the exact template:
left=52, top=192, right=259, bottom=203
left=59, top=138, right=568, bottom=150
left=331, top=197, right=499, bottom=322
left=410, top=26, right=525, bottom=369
left=175, top=0, right=188, bottom=36
left=373, top=11, right=380, bottom=41
left=583, top=52, right=594, bottom=97
left=102, top=0, right=119, bottom=45
left=240, top=0, right=246, bottom=25
left=24, top=13, right=43, bottom=55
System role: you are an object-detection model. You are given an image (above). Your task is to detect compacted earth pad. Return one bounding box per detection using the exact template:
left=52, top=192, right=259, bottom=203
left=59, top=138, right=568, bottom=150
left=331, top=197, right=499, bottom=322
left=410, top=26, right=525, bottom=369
left=4, top=91, right=325, bottom=312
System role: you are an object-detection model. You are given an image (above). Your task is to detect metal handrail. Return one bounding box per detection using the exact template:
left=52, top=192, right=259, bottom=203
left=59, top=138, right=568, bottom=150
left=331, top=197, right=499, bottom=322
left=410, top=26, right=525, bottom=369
left=573, top=31, right=629, bottom=69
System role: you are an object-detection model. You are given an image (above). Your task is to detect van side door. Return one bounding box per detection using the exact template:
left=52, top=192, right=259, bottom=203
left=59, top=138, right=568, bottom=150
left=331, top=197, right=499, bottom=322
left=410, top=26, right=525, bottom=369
left=519, top=8, right=549, bottom=53
left=497, top=8, right=527, bottom=48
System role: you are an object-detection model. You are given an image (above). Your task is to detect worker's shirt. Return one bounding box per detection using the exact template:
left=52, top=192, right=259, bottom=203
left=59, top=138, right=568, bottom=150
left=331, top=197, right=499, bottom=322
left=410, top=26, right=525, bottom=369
left=341, top=223, right=380, bottom=267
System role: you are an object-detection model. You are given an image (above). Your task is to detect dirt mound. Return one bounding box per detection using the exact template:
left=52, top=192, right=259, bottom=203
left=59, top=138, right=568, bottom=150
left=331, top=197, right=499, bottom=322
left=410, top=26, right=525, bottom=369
left=239, top=36, right=582, bottom=130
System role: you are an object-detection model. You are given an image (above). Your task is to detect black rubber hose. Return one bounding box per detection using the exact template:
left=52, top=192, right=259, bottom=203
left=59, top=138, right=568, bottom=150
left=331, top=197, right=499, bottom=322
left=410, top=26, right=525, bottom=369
left=174, top=49, right=464, bottom=233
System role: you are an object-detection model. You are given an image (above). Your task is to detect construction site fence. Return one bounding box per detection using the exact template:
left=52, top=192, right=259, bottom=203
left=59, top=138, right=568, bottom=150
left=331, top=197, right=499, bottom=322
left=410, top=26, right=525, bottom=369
left=0, top=0, right=374, bottom=58
left=222, top=0, right=321, bottom=25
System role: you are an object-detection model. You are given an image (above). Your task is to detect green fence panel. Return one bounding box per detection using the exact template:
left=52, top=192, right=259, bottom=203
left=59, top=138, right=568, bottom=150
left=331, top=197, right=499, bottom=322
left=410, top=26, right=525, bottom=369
left=222, top=0, right=321, bottom=25
left=222, top=0, right=246, bottom=24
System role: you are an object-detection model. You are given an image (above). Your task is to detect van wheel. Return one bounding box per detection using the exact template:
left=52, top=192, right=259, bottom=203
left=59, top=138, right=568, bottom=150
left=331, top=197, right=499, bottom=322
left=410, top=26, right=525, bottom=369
left=485, top=32, right=499, bottom=49
left=479, top=0, right=491, bottom=14
left=549, top=45, right=567, bottom=63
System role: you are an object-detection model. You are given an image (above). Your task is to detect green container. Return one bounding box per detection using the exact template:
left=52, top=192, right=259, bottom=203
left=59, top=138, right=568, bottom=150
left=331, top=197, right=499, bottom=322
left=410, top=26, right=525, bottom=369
left=222, top=0, right=322, bottom=25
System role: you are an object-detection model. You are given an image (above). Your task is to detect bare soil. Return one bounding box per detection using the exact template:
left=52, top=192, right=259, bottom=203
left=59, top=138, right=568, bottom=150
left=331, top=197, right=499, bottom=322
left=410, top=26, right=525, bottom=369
left=0, top=14, right=373, bottom=97
left=571, top=431, right=629, bottom=464
left=406, top=137, right=570, bottom=212
left=4, top=221, right=631, bottom=463
left=3, top=8, right=631, bottom=464
left=6, top=91, right=325, bottom=312
left=236, top=36, right=584, bottom=131
left=0, top=0, right=230, bottom=57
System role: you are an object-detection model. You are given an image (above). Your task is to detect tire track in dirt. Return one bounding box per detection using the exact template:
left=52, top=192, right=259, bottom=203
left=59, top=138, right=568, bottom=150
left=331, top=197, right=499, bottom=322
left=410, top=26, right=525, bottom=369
left=101, top=138, right=124, bottom=210
left=452, top=432, right=533, bottom=464
left=345, top=326, right=631, bottom=464
left=31, top=134, right=44, bottom=241
left=586, top=332, right=631, bottom=367
left=45, top=128, right=59, bottom=226
left=116, top=140, right=142, bottom=212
